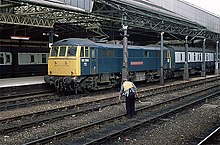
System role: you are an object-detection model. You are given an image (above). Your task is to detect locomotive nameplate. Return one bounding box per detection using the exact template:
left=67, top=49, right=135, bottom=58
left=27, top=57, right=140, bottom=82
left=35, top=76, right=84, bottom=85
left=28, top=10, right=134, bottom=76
left=130, top=61, right=144, bottom=66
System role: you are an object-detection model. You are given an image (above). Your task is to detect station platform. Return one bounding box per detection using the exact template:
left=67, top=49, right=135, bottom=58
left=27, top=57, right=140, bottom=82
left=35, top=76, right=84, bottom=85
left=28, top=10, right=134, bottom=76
left=0, top=76, right=45, bottom=88
left=0, top=76, right=52, bottom=97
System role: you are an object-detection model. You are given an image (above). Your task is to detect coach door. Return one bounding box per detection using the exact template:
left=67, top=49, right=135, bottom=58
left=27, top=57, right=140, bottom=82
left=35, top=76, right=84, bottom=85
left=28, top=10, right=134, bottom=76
left=90, top=47, right=98, bottom=74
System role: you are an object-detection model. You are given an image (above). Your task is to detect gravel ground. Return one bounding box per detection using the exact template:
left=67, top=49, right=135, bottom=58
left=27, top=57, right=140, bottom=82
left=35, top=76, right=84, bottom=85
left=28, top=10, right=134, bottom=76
left=0, top=76, right=219, bottom=145
left=114, top=98, right=220, bottom=145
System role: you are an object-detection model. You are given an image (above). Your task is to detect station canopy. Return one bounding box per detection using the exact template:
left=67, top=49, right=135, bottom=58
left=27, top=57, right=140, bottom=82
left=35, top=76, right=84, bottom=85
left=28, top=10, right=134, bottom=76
left=0, top=0, right=220, bottom=44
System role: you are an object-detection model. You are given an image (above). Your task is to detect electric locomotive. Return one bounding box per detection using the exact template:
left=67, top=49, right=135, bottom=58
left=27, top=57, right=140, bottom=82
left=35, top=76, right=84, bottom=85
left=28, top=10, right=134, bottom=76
left=44, top=38, right=171, bottom=93
left=44, top=38, right=215, bottom=93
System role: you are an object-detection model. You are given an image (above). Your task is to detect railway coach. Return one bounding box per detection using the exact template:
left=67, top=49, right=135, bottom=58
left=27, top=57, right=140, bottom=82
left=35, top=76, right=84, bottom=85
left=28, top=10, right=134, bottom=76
left=44, top=38, right=215, bottom=93
left=0, top=40, right=49, bottom=78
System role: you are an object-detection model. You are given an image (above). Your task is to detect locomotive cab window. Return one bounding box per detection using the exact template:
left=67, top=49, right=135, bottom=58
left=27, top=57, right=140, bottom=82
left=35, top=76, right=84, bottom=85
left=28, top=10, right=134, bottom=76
left=102, top=49, right=107, bottom=57
left=67, top=46, right=77, bottom=57
left=85, top=47, right=89, bottom=57
left=50, top=47, right=58, bottom=57
left=91, top=47, right=96, bottom=58
left=59, top=46, right=66, bottom=57
left=108, top=49, right=114, bottom=57
left=80, top=46, right=90, bottom=57
left=144, top=51, right=149, bottom=57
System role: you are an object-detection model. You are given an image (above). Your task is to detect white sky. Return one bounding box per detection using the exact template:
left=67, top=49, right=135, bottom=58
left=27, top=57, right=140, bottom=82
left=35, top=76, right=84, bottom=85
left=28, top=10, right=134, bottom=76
left=184, top=0, right=220, bottom=16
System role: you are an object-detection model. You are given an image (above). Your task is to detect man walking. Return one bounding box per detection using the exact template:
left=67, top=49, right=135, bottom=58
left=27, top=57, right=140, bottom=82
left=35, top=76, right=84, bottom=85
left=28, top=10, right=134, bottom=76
left=120, top=78, right=137, bottom=118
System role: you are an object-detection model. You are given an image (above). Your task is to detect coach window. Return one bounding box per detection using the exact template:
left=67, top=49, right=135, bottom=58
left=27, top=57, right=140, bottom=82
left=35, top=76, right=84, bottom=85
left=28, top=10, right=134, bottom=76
left=5, top=54, right=11, bottom=64
left=30, top=55, right=35, bottom=63
left=67, top=46, right=77, bottom=57
left=194, top=53, right=196, bottom=61
left=0, top=53, right=4, bottom=64
left=59, top=46, right=66, bottom=57
left=189, top=54, right=191, bottom=61
left=180, top=53, right=183, bottom=61
left=51, top=47, right=58, bottom=57
left=42, top=54, right=47, bottom=63
left=206, top=54, right=208, bottom=61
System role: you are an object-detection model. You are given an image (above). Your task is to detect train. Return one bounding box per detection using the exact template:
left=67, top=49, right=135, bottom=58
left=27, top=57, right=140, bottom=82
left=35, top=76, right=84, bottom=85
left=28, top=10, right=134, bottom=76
left=44, top=38, right=215, bottom=93
left=0, top=39, right=49, bottom=78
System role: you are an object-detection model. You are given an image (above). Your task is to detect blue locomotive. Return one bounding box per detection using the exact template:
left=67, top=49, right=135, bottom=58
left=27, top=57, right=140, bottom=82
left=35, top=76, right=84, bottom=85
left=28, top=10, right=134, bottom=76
left=44, top=38, right=215, bottom=93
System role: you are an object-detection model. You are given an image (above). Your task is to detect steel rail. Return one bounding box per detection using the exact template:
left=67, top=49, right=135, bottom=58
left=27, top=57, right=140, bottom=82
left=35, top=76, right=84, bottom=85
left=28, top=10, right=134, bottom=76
left=0, top=77, right=218, bottom=134
left=197, top=127, right=220, bottom=145
left=0, top=91, right=55, bottom=111
left=22, top=85, right=220, bottom=144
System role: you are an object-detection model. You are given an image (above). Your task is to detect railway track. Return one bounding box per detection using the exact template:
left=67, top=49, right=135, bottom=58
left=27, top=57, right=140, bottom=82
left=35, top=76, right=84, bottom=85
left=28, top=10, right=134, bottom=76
left=190, top=121, right=220, bottom=145
left=0, top=90, right=56, bottom=111
left=0, top=76, right=219, bottom=135
left=22, top=84, right=220, bottom=144
left=0, top=76, right=217, bottom=111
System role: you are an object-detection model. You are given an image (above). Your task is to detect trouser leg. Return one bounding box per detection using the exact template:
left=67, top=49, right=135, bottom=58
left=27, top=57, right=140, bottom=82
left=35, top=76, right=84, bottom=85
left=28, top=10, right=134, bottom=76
left=126, top=96, right=132, bottom=117
left=131, top=94, right=135, bottom=117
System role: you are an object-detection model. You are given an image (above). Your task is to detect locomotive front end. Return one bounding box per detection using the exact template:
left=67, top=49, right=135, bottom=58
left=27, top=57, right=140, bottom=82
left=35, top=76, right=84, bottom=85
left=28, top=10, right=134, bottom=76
left=44, top=45, right=81, bottom=92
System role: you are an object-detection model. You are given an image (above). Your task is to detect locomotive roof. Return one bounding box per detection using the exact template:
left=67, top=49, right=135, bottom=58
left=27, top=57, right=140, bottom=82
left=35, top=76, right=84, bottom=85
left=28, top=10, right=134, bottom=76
left=52, top=38, right=167, bottom=50
left=52, top=38, right=97, bottom=47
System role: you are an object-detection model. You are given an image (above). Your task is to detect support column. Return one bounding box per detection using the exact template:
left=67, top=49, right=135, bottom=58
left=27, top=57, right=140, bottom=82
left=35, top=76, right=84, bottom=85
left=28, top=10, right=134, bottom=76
left=160, top=32, right=164, bottom=85
left=201, top=38, right=206, bottom=77
left=49, top=29, right=54, bottom=45
left=183, top=36, right=189, bottom=80
left=122, top=12, right=128, bottom=81
left=215, top=41, right=219, bottom=75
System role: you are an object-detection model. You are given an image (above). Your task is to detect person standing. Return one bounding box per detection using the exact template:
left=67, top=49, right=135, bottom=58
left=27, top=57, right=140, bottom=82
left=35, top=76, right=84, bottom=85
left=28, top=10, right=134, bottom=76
left=120, top=79, right=137, bottom=118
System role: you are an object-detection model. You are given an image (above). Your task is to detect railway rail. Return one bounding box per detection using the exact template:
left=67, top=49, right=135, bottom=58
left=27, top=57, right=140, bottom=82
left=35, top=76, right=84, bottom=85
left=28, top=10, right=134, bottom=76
left=191, top=121, right=220, bottom=145
left=22, top=84, right=220, bottom=144
left=0, top=91, right=55, bottom=111
left=0, top=76, right=218, bottom=135
left=0, top=76, right=217, bottom=111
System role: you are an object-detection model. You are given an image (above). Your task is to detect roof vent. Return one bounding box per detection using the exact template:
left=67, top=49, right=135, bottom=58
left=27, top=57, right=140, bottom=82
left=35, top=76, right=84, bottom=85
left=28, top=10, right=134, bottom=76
left=62, top=39, right=68, bottom=42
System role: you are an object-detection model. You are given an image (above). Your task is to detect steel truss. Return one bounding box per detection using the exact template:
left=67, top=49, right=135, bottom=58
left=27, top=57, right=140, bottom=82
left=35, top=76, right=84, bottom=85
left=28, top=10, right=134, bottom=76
left=0, top=0, right=220, bottom=41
